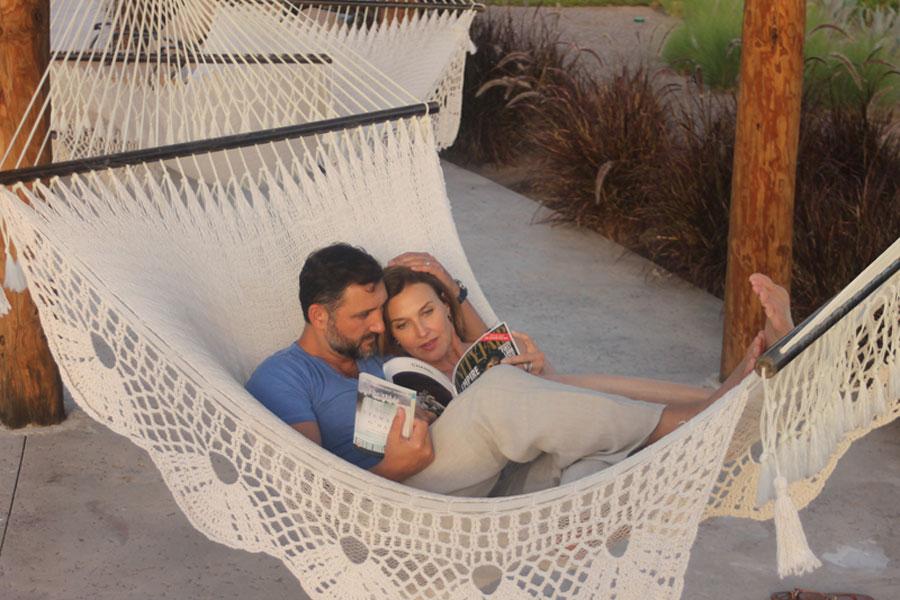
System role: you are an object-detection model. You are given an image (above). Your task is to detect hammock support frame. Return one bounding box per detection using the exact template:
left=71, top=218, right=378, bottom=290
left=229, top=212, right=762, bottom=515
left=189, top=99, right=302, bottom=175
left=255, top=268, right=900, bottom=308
left=757, top=255, right=900, bottom=377
left=288, top=0, right=486, bottom=13
left=0, top=102, right=440, bottom=186
left=53, top=50, right=334, bottom=65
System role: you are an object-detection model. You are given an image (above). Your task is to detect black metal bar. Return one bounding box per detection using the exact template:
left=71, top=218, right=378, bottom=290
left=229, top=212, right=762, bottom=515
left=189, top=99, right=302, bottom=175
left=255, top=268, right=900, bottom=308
left=0, top=102, right=439, bottom=186
left=756, top=253, right=900, bottom=377
left=53, top=50, right=333, bottom=65
left=289, top=0, right=485, bottom=13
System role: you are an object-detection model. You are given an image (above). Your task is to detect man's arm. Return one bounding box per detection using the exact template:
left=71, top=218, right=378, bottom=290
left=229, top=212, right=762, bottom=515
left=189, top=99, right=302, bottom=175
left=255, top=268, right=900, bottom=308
left=291, top=413, right=433, bottom=482
left=291, top=421, right=323, bottom=445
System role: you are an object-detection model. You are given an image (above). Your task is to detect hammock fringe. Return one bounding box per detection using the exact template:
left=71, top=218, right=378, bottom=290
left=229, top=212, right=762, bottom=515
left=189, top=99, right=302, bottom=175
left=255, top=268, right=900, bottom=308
left=0, top=1, right=896, bottom=596
left=773, top=476, right=822, bottom=577
left=3, top=253, right=28, bottom=292
left=0, top=287, right=10, bottom=316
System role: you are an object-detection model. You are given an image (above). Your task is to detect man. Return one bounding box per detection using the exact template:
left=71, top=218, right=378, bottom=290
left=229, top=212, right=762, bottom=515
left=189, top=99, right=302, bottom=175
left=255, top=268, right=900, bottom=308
left=246, top=242, right=696, bottom=497
left=244, top=243, right=435, bottom=483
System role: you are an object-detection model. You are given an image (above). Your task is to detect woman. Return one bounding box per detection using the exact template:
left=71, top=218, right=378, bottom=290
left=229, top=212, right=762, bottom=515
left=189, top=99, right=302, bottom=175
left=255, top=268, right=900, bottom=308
left=383, top=253, right=792, bottom=415
left=382, top=252, right=792, bottom=493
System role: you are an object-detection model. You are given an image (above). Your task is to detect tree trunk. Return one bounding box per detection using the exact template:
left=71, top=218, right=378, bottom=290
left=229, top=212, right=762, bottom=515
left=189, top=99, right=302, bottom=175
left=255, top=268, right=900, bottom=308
left=0, top=0, right=65, bottom=428
left=721, top=0, right=805, bottom=379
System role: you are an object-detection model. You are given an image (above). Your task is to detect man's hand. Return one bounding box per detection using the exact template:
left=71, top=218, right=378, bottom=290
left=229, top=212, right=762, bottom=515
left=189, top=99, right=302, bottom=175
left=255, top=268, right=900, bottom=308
left=370, top=408, right=434, bottom=482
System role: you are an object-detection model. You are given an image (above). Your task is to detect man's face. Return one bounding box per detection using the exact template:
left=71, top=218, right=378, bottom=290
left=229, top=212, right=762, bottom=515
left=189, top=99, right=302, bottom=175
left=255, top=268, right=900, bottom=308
left=324, top=281, right=387, bottom=359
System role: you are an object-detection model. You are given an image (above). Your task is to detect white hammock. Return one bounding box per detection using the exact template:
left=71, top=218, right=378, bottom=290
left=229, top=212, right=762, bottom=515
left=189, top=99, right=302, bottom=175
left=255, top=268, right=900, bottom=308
left=1, top=0, right=897, bottom=596
left=43, top=0, right=475, bottom=162
left=279, top=1, right=478, bottom=148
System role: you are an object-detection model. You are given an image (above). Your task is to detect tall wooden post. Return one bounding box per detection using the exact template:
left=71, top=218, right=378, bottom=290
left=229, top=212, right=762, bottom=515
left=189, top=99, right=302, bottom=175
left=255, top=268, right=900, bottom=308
left=0, top=0, right=65, bottom=427
left=721, top=0, right=805, bottom=378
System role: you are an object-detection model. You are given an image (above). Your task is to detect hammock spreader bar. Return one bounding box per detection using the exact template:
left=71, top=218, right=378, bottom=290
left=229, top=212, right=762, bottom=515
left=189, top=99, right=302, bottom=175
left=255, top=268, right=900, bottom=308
left=0, top=102, right=439, bottom=186
left=289, top=0, right=485, bottom=13
left=53, top=50, right=333, bottom=65
left=757, top=255, right=900, bottom=377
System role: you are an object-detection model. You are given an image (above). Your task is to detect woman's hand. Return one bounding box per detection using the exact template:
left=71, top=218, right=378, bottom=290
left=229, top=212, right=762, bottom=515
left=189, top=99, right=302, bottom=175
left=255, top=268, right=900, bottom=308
left=502, top=331, right=554, bottom=376
left=388, top=252, right=459, bottom=297
left=415, top=405, right=438, bottom=425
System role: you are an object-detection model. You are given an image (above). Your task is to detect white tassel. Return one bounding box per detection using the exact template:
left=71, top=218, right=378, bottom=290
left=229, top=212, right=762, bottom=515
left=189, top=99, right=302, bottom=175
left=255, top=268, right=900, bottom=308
left=773, top=476, right=822, bottom=577
left=806, top=427, right=828, bottom=479
left=3, top=253, right=27, bottom=292
left=0, top=287, right=10, bottom=317
left=756, top=452, right=775, bottom=507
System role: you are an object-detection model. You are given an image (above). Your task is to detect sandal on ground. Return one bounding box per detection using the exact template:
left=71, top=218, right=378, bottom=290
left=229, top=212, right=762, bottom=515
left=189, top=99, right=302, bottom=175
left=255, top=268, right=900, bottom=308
left=771, top=589, right=875, bottom=600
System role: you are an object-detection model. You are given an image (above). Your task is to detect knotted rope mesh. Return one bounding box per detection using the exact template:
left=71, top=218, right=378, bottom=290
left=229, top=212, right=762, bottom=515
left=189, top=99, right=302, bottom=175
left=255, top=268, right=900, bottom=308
left=1, top=0, right=897, bottom=596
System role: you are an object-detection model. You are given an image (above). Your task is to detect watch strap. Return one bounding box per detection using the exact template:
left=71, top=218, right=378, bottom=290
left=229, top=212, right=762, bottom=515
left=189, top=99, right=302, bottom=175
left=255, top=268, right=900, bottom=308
left=454, top=279, right=468, bottom=304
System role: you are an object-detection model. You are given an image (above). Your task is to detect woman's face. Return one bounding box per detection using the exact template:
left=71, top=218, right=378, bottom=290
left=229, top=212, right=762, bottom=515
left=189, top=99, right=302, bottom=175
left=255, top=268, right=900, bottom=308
left=386, top=282, right=455, bottom=364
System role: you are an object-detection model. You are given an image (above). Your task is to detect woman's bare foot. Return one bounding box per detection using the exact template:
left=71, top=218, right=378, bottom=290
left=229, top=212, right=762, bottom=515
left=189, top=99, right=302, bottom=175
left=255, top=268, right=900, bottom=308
left=750, top=273, right=794, bottom=347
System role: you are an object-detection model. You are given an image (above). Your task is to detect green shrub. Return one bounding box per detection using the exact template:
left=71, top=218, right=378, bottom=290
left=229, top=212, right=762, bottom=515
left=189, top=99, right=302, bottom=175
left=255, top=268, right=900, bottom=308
left=660, top=0, right=744, bottom=89
left=660, top=0, right=900, bottom=109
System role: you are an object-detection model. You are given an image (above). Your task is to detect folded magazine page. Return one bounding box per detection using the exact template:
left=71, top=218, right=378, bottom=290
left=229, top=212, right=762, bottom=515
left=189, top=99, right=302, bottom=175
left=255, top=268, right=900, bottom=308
left=383, top=357, right=455, bottom=408
left=452, top=322, right=520, bottom=393
left=353, top=373, right=417, bottom=455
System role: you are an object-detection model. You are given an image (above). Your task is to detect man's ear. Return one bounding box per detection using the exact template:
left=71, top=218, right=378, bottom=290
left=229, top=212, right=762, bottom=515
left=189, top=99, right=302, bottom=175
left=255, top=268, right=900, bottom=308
left=307, top=303, right=330, bottom=331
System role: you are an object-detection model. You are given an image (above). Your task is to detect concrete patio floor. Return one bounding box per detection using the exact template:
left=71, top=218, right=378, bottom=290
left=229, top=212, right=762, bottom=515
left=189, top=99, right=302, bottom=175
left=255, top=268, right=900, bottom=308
left=0, top=162, right=896, bottom=599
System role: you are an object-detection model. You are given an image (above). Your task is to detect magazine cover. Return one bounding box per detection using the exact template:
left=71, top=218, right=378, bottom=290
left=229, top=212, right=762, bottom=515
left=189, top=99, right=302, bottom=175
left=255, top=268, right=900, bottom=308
left=353, top=372, right=417, bottom=455
left=452, top=322, right=520, bottom=393
left=383, top=356, right=455, bottom=408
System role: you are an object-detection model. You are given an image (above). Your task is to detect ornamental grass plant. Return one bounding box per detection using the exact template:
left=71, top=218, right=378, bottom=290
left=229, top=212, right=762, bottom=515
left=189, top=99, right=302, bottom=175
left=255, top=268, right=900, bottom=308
left=447, top=8, right=900, bottom=318
left=661, top=0, right=900, bottom=110
left=444, top=9, right=572, bottom=164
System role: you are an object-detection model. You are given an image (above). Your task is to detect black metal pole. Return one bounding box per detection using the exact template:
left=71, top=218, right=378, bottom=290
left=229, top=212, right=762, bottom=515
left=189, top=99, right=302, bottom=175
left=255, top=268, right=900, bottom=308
left=53, top=50, right=333, bottom=65
left=757, top=254, right=900, bottom=377
left=288, top=0, right=485, bottom=13
left=0, top=102, right=439, bottom=186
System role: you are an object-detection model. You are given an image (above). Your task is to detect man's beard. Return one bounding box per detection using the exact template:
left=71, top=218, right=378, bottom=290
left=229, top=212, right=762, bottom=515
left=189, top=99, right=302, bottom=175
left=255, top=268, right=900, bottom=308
left=325, top=318, right=378, bottom=360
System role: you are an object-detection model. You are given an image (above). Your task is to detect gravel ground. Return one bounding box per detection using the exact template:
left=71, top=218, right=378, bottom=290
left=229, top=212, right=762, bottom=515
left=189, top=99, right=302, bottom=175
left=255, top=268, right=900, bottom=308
left=485, top=5, right=680, bottom=76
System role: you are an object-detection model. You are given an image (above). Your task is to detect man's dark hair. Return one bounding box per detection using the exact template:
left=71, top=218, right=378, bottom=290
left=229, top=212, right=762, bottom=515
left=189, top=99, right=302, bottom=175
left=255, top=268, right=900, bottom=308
left=299, top=243, right=383, bottom=323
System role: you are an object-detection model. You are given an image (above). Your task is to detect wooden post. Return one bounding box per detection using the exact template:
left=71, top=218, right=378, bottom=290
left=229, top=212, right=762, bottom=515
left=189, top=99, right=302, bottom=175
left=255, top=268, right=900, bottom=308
left=721, top=0, right=805, bottom=379
left=0, top=0, right=65, bottom=427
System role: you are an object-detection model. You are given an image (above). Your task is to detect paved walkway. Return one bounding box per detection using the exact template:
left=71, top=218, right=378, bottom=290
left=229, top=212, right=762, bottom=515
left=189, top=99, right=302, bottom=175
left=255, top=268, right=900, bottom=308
left=0, top=162, right=897, bottom=599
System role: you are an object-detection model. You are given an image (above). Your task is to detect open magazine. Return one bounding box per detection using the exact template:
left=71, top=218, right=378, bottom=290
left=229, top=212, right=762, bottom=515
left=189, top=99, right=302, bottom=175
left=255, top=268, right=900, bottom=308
left=353, top=323, right=521, bottom=455
left=385, top=322, right=520, bottom=399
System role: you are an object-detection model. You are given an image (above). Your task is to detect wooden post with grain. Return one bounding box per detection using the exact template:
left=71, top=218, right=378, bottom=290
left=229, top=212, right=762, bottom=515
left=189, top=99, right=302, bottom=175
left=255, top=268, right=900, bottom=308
left=0, top=0, right=65, bottom=427
left=721, top=0, right=805, bottom=378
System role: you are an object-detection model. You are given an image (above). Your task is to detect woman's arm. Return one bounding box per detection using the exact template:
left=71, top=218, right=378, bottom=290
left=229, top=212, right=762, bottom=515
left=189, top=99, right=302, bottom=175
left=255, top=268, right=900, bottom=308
left=544, top=373, right=711, bottom=404
left=455, top=286, right=489, bottom=342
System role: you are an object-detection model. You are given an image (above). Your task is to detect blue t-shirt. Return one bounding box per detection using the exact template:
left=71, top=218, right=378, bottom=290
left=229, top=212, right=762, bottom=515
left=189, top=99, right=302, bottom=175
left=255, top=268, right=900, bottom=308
left=245, top=343, right=387, bottom=470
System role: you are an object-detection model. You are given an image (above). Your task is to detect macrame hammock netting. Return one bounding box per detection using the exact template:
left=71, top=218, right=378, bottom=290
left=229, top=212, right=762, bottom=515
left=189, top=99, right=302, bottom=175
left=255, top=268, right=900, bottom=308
left=0, top=1, right=897, bottom=598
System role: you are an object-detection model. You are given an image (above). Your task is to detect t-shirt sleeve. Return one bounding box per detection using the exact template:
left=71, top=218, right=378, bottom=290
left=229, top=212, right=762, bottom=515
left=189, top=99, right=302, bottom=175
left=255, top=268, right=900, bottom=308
left=246, top=360, right=317, bottom=425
